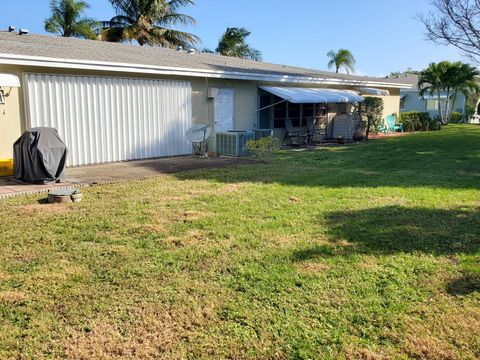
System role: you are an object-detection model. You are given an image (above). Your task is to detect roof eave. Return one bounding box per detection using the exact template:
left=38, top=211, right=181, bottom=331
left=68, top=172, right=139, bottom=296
left=0, top=53, right=412, bottom=89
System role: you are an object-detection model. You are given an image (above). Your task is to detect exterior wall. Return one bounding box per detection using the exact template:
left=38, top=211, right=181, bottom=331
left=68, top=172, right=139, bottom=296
left=0, top=64, right=259, bottom=160
left=0, top=86, right=22, bottom=161
left=363, top=89, right=401, bottom=125
left=401, top=90, right=466, bottom=118
left=0, top=63, right=403, bottom=163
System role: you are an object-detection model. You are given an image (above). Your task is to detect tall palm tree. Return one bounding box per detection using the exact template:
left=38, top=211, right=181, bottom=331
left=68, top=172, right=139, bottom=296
left=447, top=62, right=480, bottom=121
left=100, top=0, right=199, bottom=48
left=44, top=0, right=98, bottom=39
left=418, top=62, right=449, bottom=123
left=216, top=27, right=262, bottom=61
left=327, top=49, right=355, bottom=74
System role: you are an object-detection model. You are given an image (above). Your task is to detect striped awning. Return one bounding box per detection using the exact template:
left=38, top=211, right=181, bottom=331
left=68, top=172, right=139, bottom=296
left=259, top=86, right=364, bottom=104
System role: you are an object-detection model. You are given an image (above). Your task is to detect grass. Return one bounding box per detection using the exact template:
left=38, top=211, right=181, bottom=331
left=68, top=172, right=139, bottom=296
left=1, top=124, right=480, bottom=359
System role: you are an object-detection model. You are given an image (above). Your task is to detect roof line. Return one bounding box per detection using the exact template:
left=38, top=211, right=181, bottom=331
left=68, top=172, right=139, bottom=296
left=0, top=53, right=412, bottom=88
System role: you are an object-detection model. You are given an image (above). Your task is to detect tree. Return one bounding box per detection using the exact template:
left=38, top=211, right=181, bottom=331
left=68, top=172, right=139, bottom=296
left=448, top=62, right=480, bottom=120
left=419, top=62, right=451, bottom=124
left=216, top=27, right=262, bottom=61
left=418, top=61, right=479, bottom=124
left=327, top=49, right=355, bottom=74
left=419, top=0, right=480, bottom=65
left=357, top=97, right=384, bottom=140
left=100, top=0, right=199, bottom=48
left=44, top=0, right=98, bottom=39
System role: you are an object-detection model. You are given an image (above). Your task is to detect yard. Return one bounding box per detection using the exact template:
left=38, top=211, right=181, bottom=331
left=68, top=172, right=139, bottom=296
left=1, top=125, right=479, bottom=359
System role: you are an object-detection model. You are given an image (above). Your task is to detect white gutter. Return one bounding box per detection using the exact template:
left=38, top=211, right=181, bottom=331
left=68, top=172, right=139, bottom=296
left=0, top=53, right=412, bottom=88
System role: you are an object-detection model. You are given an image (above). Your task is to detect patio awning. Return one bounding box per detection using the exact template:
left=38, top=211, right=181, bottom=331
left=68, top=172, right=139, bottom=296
left=358, top=87, right=390, bottom=96
left=0, top=73, right=20, bottom=87
left=259, top=86, right=364, bottom=104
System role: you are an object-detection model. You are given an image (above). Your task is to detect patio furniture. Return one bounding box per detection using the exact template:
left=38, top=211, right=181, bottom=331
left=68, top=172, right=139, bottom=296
left=379, top=115, right=403, bottom=134
left=186, top=124, right=211, bottom=158
left=305, top=116, right=326, bottom=145
left=283, top=118, right=308, bottom=146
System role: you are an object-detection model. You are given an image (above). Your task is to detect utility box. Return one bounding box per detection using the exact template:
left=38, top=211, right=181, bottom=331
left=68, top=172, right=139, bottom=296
left=215, top=131, right=255, bottom=156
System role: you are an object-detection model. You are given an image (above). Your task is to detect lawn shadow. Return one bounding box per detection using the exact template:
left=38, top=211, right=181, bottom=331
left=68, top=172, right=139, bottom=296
left=322, top=205, right=480, bottom=256
left=446, top=274, right=480, bottom=296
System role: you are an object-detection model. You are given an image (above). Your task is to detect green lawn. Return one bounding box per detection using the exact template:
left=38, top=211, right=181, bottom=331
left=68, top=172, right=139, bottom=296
left=1, top=125, right=479, bottom=359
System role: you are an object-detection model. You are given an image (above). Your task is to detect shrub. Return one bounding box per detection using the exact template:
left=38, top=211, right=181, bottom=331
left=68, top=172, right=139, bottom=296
left=357, top=97, right=384, bottom=139
left=246, top=136, right=280, bottom=163
left=466, top=104, right=476, bottom=121
left=449, top=112, right=463, bottom=123
left=398, top=112, right=440, bottom=131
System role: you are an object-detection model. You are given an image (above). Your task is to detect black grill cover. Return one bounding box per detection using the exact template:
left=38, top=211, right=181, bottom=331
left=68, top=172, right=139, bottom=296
left=13, top=127, right=67, bottom=184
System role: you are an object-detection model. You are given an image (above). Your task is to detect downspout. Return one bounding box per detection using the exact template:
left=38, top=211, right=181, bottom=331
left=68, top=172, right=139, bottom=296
left=205, top=77, right=214, bottom=152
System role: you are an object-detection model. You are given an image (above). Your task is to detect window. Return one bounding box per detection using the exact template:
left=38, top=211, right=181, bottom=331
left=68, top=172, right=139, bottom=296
left=400, top=97, right=405, bottom=110
left=426, top=99, right=447, bottom=111
left=426, top=99, right=437, bottom=111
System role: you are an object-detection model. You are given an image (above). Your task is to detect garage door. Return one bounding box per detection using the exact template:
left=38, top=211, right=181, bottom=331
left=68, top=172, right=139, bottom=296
left=23, top=73, right=192, bottom=166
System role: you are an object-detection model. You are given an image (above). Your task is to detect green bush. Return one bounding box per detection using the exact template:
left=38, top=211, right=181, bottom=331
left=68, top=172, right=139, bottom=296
left=466, top=104, right=476, bottom=121
left=398, top=112, right=440, bottom=131
left=449, top=112, right=463, bottom=123
left=246, top=136, right=280, bottom=163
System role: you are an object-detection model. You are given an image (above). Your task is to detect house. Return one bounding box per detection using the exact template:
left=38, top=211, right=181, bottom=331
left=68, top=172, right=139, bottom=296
left=0, top=30, right=410, bottom=170
left=387, top=74, right=471, bottom=120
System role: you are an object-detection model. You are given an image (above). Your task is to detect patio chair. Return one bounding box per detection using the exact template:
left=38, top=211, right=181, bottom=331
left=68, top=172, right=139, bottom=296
left=379, top=115, right=403, bottom=134
left=283, top=118, right=308, bottom=146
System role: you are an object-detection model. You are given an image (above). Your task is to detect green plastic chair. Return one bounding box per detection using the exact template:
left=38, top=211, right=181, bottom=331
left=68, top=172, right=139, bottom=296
left=379, top=115, right=403, bottom=134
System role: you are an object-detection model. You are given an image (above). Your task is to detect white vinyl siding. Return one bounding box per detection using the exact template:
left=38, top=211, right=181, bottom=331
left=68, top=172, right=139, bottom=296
left=23, top=73, right=192, bottom=166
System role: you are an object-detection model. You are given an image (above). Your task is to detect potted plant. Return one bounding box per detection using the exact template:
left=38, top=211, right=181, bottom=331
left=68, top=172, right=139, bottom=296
left=353, top=129, right=365, bottom=142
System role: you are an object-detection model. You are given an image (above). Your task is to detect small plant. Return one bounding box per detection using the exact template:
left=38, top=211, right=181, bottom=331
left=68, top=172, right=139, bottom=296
left=246, top=136, right=280, bottom=163
left=450, top=111, right=463, bottom=123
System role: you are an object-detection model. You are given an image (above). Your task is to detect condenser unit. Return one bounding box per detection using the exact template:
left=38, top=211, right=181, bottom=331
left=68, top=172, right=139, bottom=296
left=215, top=131, right=255, bottom=156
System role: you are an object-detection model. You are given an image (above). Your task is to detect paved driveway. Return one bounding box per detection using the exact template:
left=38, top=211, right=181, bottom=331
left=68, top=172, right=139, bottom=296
left=0, top=156, right=254, bottom=199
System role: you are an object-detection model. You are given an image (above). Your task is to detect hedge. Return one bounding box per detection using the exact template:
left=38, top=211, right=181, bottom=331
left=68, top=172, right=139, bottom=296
left=398, top=112, right=441, bottom=131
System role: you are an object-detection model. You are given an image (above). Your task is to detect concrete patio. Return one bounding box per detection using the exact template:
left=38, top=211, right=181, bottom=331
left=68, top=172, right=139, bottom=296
left=0, top=156, right=254, bottom=199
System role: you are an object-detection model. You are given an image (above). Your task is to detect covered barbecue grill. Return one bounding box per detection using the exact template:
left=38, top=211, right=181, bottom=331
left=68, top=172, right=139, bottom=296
left=13, top=127, right=67, bottom=184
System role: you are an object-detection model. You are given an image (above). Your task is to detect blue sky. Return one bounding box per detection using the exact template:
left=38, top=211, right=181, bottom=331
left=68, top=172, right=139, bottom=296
left=1, top=0, right=464, bottom=76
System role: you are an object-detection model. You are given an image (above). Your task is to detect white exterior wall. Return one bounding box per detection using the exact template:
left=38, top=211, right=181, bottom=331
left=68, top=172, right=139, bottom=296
left=23, top=73, right=192, bottom=166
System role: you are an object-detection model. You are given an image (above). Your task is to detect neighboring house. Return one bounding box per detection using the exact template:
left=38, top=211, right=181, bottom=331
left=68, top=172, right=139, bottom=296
left=387, top=74, right=468, bottom=119
left=0, top=30, right=409, bottom=169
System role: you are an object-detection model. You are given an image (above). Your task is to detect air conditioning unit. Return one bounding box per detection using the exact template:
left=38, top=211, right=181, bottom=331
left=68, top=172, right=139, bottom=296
left=253, top=129, right=273, bottom=140
left=216, top=131, right=255, bottom=156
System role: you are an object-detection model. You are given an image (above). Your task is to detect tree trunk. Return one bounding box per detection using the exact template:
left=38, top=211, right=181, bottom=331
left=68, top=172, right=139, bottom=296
left=444, top=89, right=451, bottom=123
left=365, top=116, right=371, bottom=140
left=437, top=91, right=446, bottom=125
left=449, top=90, right=458, bottom=122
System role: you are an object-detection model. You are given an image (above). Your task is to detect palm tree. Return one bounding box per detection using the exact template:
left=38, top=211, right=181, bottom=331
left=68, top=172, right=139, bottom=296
left=216, top=27, right=262, bottom=61
left=44, top=0, right=98, bottom=39
left=100, top=0, right=199, bottom=48
left=419, top=61, right=479, bottom=123
left=327, top=49, right=355, bottom=74
left=447, top=62, right=480, bottom=121
left=418, top=62, right=448, bottom=123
